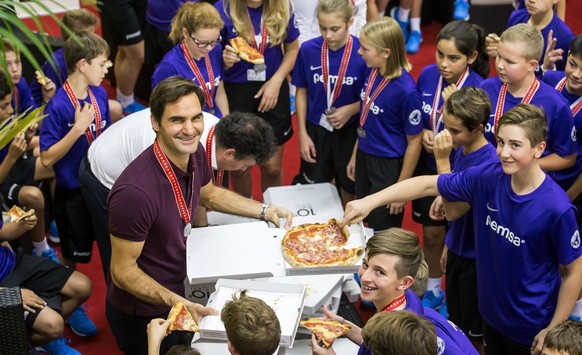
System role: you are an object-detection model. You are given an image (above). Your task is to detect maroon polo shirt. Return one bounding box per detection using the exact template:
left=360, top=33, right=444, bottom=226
left=107, top=142, right=212, bottom=316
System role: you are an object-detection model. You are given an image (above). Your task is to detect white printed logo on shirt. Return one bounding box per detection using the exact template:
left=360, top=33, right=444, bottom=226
left=409, top=109, right=421, bottom=125
left=571, top=127, right=577, bottom=142
left=437, top=337, right=445, bottom=355
left=571, top=230, right=580, bottom=249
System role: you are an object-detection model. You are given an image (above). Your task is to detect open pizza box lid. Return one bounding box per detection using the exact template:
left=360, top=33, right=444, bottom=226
left=198, top=279, right=306, bottom=348
left=186, top=222, right=287, bottom=285
left=252, top=274, right=344, bottom=315
left=279, top=214, right=366, bottom=276
left=263, top=183, right=344, bottom=217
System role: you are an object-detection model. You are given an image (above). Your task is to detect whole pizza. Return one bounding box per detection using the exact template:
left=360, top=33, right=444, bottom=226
left=281, top=218, right=364, bottom=268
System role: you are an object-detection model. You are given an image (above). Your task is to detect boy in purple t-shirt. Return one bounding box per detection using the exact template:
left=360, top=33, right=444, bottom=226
left=342, top=104, right=582, bottom=355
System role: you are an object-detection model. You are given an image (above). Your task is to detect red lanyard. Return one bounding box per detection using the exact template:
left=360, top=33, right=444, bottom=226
left=360, top=69, right=390, bottom=128
left=322, top=36, right=353, bottom=111
left=12, top=85, right=19, bottom=115
left=381, top=293, right=406, bottom=312
left=493, top=77, right=540, bottom=136
left=205, top=126, right=224, bottom=186
left=63, top=80, right=102, bottom=144
left=555, top=77, right=582, bottom=117
left=430, top=67, right=470, bottom=134
left=153, top=139, right=195, bottom=227
left=245, top=8, right=268, bottom=54
left=181, top=42, right=215, bottom=110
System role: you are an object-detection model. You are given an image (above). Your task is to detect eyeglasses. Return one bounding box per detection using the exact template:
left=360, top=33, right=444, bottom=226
left=190, top=34, right=221, bottom=48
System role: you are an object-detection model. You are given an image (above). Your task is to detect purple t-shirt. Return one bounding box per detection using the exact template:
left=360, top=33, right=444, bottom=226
left=146, top=0, right=192, bottom=33
left=29, top=47, right=68, bottom=108
left=417, top=64, right=484, bottom=171
left=480, top=76, right=575, bottom=159
left=507, top=9, right=574, bottom=72
left=291, top=35, right=368, bottom=127
left=107, top=143, right=212, bottom=316
left=40, top=85, right=111, bottom=189
left=438, top=161, right=582, bottom=345
left=12, top=77, right=36, bottom=116
left=215, top=0, right=299, bottom=83
left=358, top=69, right=423, bottom=158
left=445, top=144, right=498, bottom=259
left=152, top=43, right=224, bottom=118
left=542, top=70, right=582, bottom=190
left=0, top=220, right=16, bottom=284
left=357, top=290, right=477, bottom=355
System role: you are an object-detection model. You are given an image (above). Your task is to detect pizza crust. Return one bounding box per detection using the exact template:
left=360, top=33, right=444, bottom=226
left=6, top=206, right=34, bottom=223
left=35, top=70, right=48, bottom=86
left=230, top=37, right=265, bottom=65
left=300, top=318, right=351, bottom=347
left=167, top=302, right=200, bottom=332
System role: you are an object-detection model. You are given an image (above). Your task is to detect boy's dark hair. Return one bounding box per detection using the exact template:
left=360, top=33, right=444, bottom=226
left=165, top=345, right=201, bottom=355
left=0, top=70, right=10, bottom=100
left=64, top=31, right=110, bottom=75
left=496, top=104, right=548, bottom=146
left=149, top=76, right=205, bottom=126
left=445, top=87, right=492, bottom=131
left=543, top=320, right=582, bottom=355
left=437, top=20, right=490, bottom=78
left=215, top=112, right=277, bottom=165
left=569, top=34, right=582, bottom=58
left=61, top=8, right=98, bottom=41
left=221, top=290, right=281, bottom=355
left=362, top=311, right=437, bottom=355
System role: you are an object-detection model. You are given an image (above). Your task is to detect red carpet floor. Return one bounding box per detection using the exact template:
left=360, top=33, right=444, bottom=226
left=25, top=3, right=582, bottom=353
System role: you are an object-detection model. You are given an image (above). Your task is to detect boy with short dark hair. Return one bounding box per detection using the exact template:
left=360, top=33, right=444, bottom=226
left=342, top=104, right=582, bottom=355
left=542, top=320, right=582, bottom=355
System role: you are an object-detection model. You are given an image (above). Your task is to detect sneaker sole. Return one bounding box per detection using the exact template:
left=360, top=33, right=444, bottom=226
left=68, top=324, right=97, bottom=337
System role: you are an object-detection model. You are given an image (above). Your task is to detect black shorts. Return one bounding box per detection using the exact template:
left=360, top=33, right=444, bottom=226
left=99, top=0, right=146, bottom=45
left=144, top=22, right=174, bottom=66
left=293, top=121, right=357, bottom=194
left=224, top=81, right=292, bottom=146
left=483, top=321, right=531, bottom=355
left=53, top=186, right=96, bottom=263
left=0, top=249, right=74, bottom=328
left=1, top=151, right=38, bottom=208
left=411, top=164, right=447, bottom=227
left=355, top=150, right=403, bottom=231
left=445, top=251, right=483, bottom=343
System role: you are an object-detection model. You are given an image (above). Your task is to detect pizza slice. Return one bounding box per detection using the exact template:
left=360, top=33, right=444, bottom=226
left=167, top=302, right=200, bottom=332
left=35, top=70, right=48, bottom=86
left=300, top=318, right=351, bottom=348
left=230, top=37, right=265, bottom=65
left=6, top=206, right=34, bottom=223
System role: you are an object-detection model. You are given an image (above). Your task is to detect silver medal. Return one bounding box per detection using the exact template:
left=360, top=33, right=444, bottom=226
left=325, top=107, right=336, bottom=116
left=183, top=223, right=192, bottom=237
left=357, top=127, right=366, bottom=138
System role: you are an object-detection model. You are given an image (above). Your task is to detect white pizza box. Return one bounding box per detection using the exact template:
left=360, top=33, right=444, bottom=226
left=342, top=277, right=362, bottom=304
left=206, top=211, right=261, bottom=226
left=186, top=222, right=287, bottom=285
left=191, top=336, right=279, bottom=355
left=280, top=338, right=360, bottom=354
left=295, top=286, right=343, bottom=336
left=280, top=214, right=366, bottom=276
left=184, top=280, right=215, bottom=305
left=252, top=274, right=344, bottom=315
left=198, top=279, right=305, bottom=348
left=263, top=183, right=344, bottom=217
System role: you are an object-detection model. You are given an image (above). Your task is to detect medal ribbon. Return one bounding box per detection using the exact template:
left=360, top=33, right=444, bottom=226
left=153, top=139, right=195, bottom=226
left=181, top=42, right=215, bottom=110
left=245, top=8, right=268, bottom=55
left=493, top=77, right=540, bottom=137
left=360, top=69, right=390, bottom=129
left=12, top=85, right=19, bottom=115
left=63, top=80, right=102, bottom=144
left=430, top=67, right=470, bottom=135
left=556, top=77, right=582, bottom=116
left=381, top=293, right=407, bottom=312
left=322, top=36, right=353, bottom=111
left=205, top=126, right=224, bottom=186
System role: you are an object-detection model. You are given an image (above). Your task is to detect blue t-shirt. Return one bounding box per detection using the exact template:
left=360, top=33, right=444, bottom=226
left=215, top=0, right=299, bottom=83
left=445, top=144, right=498, bottom=258
left=146, top=0, right=189, bottom=33
left=480, top=76, right=575, bottom=159
left=40, top=85, right=111, bottom=189
left=507, top=9, right=574, bottom=72
left=29, top=47, right=68, bottom=108
left=542, top=70, right=582, bottom=190
left=357, top=290, right=477, bottom=355
left=437, top=161, right=582, bottom=345
left=152, top=43, right=224, bottom=118
left=291, top=36, right=368, bottom=127
left=0, top=220, right=16, bottom=284
left=358, top=69, right=423, bottom=158
left=417, top=64, right=484, bottom=171
left=12, top=77, right=36, bottom=116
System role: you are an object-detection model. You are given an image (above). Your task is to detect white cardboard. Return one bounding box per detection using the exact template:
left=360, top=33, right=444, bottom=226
left=263, top=183, right=344, bottom=217
left=206, top=211, right=260, bottom=226
left=199, top=279, right=305, bottom=348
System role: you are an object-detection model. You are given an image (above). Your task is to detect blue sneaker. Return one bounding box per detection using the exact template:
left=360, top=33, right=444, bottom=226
left=438, top=299, right=448, bottom=319
left=41, top=337, right=81, bottom=355
left=290, top=94, right=296, bottom=115
left=406, top=30, right=423, bottom=54
left=569, top=314, right=581, bottom=321
left=453, top=0, right=470, bottom=21
left=422, top=289, right=445, bottom=309
left=122, top=100, right=147, bottom=116
left=48, top=220, right=60, bottom=243
left=33, top=247, right=60, bottom=263
left=390, top=7, right=409, bottom=42
left=67, top=304, right=98, bottom=337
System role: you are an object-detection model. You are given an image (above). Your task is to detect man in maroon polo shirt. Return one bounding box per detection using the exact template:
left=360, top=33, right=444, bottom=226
left=106, top=76, right=294, bottom=354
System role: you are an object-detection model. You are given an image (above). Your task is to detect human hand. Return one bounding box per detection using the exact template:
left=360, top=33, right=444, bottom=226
left=255, top=77, right=282, bottom=113
left=222, top=45, right=240, bottom=69
left=326, top=105, right=353, bottom=130
left=311, top=333, right=337, bottom=355
left=387, top=201, right=405, bottom=215
left=41, top=77, right=56, bottom=104
left=346, top=154, right=356, bottom=182
left=342, top=198, right=372, bottom=227
left=8, top=132, right=27, bottom=159
left=441, top=84, right=458, bottom=102
left=531, top=327, right=549, bottom=355
left=299, top=131, right=316, bottom=163
left=429, top=196, right=446, bottom=221
left=486, top=33, right=500, bottom=58
left=147, top=318, right=171, bottom=346
left=422, top=130, right=434, bottom=153
left=265, top=204, right=295, bottom=229
left=184, top=301, right=219, bottom=324
left=20, top=209, right=37, bottom=231
left=20, top=288, right=46, bottom=313
left=434, top=129, right=453, bottom=162
left=73, top=102, right=95, bottom=133
left=24, top=123, right=38, bottom=143
left=542, top=30, right=563, bottom=71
